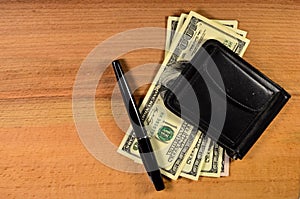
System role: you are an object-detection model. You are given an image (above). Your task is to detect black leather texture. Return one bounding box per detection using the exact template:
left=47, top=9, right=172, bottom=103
left=163, top=39, right=290, bottom=159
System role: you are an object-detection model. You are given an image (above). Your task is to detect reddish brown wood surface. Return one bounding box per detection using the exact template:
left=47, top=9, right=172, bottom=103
left=0, top=1, right=299, bottom=198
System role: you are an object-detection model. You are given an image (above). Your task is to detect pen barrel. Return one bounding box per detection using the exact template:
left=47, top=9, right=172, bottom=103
left=137, top=137, right=160, bottom=172
left=112, top=60, right=164, bottom=191
left=112, top=60, right=146, bottom=138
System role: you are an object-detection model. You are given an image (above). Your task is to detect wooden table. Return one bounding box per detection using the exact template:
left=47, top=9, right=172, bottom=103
left=0, top=0, right=299, bottom=198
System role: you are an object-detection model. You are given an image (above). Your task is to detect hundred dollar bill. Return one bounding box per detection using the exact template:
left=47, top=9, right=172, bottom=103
left=166, top=14, right=241, bottom=53
left=174, top=13, right=238, bottom=39
left=174, top=16, right=245, bottom=45
left=180, top=135, right=211, bottom=180
left=135, top=134, right=230, bottom=178
left=129, top=123, right=201, bottom=180
left=117, top=95, right=201, bottom=180
left=118, top=11, right=249, bottom=179
left=165, top=16, right=179, bottom=56
left=164, top=10, right=249, bottom=84
left=200, top=142, right=223, bottom=177
left=160, top=124, right=200, bottom=179
left=165, top=13, right=247, bottom=52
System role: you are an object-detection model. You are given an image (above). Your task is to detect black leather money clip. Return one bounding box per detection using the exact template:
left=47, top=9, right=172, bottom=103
left=163, top=39, right=290, bottom=159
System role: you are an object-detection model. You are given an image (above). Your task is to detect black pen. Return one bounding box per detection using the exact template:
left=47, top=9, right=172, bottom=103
left=112, top=60, right=165, bottom=191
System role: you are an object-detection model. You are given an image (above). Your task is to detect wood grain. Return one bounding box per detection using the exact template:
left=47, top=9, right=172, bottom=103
left=0, top=0, right=299, bottom=198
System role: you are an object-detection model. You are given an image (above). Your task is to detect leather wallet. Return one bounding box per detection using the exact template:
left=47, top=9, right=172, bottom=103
left=163, top=39, right=290, bottom=159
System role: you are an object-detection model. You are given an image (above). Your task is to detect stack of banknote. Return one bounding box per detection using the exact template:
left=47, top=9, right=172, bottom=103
left=118, top=11, right=250, bottom=180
